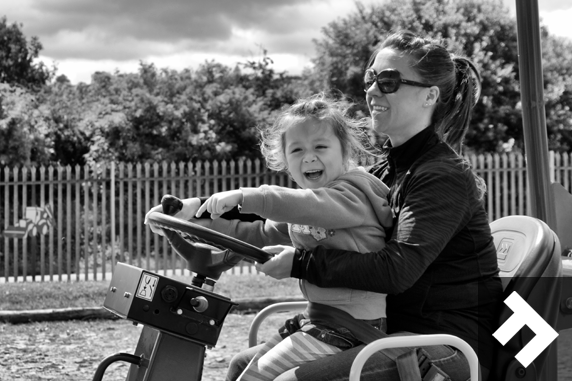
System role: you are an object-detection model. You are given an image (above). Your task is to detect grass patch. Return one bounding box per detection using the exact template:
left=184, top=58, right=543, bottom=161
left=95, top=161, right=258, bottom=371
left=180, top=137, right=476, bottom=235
left=0, top=273, right=302, bottom=311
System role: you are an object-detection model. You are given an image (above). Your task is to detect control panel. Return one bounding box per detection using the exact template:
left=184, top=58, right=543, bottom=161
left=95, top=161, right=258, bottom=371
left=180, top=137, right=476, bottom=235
left=104, top=262, right=236, bottom=346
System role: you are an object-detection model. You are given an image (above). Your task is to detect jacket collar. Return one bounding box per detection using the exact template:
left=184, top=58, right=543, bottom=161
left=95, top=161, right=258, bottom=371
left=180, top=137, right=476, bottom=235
left=383, top=127, right=440, bottom=172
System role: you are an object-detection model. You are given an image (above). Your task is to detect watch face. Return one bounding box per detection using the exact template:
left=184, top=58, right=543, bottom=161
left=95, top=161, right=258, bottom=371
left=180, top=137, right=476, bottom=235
left=136, top=273, right=159, bottom=302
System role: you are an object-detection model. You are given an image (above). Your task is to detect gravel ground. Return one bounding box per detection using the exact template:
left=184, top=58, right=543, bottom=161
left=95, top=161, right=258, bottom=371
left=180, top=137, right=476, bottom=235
left=2, top=316, right=572, bottom=380
left=0, top=313, right=286, bottom=381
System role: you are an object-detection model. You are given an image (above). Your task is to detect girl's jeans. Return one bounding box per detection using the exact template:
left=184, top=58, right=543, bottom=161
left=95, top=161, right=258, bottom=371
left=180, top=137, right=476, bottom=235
left=226, top=332, right=487, bottom=381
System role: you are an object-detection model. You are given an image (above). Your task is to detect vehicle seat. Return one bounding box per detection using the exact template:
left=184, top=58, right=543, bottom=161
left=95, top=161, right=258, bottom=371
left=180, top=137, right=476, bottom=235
left=489, top=215, right=562, bottom=381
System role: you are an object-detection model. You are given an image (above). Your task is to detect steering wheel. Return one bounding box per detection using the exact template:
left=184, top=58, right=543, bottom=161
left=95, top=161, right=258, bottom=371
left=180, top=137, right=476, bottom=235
left=146, top=196, right=272, bottom=279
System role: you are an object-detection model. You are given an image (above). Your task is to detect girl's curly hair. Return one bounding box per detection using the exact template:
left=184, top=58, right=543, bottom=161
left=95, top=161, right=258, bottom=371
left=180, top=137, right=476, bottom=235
left=259, top=93, right=378, bottom=173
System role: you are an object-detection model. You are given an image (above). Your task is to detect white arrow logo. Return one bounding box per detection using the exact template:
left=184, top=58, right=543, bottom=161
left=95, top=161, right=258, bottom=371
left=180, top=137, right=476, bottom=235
left=493, top=291, right=558, bottom=367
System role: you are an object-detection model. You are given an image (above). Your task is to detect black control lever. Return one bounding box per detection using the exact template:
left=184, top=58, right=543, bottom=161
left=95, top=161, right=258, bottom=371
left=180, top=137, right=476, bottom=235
left=161, top=194, right=183, bottom=216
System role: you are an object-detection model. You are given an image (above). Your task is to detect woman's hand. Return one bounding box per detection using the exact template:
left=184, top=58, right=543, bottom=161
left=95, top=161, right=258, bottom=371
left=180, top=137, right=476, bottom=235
left=195, top=190, right=243, bottom=219
left=255, top=245, right=295, bottom=280
left=144, top=197, right=202, bottom=235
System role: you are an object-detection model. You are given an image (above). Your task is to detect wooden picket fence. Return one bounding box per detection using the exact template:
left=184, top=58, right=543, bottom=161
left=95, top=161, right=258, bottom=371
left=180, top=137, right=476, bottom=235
left=1, top=152, right=571, bottom=283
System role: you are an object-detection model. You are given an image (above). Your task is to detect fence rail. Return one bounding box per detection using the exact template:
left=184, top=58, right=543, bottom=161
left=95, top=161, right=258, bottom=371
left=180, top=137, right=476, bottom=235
left=1, top=152, right=571, bottom=283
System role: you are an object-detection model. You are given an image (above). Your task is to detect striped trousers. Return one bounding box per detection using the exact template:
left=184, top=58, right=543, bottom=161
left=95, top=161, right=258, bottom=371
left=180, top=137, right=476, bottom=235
left=237, top=332, right=343, bottom=381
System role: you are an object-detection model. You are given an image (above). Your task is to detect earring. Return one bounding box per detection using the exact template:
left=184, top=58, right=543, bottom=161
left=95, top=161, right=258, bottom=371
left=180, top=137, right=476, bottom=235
left=424, top=102, right=429, bottom=107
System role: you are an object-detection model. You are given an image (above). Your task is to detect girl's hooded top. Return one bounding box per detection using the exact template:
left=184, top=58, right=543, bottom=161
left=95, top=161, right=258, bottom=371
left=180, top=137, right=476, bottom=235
left=206, top=168, right=393, bottom=320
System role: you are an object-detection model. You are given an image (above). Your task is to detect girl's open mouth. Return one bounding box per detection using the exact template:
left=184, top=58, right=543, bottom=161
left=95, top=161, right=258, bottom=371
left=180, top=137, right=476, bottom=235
left=304, top=170, right=323, bottom=180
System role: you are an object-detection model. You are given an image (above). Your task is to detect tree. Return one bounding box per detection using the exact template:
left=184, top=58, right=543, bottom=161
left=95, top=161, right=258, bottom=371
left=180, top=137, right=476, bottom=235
left=0, top=84, right=52, bottom=165
left=38, top=79, right=91, bottom=166
left=540, top=32, right=572, bottom=152
left=36, top=59, right=311, bottom=165
left=310, top=0, right=572, bottom=153
left=0, top=16, right=52, bottom=90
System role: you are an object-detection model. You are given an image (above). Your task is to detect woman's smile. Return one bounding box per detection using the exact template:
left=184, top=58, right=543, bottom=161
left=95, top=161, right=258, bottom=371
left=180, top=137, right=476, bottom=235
left=370, top=104, right=389, bottom=112
left=370, top=104, right=389, bottom=116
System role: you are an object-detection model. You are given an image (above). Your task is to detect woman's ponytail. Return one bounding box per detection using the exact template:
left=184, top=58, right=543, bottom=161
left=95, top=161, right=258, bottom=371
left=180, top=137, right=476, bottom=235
left=437, top=56, right=482, bottom=153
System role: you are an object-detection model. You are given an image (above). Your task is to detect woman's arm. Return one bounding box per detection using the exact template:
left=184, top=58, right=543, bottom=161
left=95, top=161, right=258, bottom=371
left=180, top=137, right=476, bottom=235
left=284, top=164, right=475, bottom=294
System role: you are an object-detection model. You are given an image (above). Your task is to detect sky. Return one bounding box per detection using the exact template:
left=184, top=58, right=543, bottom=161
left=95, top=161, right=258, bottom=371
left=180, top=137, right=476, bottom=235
left=2, top=0, right=571, bottom=85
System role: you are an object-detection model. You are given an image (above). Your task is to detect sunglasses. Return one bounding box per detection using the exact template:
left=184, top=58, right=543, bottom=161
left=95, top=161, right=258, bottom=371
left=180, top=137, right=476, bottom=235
left=364, top=68, right=432, bottom=93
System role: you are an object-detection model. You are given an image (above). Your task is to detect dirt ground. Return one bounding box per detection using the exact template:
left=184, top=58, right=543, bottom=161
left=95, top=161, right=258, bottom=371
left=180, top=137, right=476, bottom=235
left=0, top=313, right=286, bottom=381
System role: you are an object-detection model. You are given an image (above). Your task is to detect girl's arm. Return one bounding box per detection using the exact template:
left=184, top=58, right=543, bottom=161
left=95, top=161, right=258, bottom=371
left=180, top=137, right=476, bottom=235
left=200, top=217, right=291, bottom=247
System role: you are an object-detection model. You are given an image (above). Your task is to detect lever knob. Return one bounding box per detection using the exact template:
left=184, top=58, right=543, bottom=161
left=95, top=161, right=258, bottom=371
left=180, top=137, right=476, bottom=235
left=190, top=296, right=209, bottom=313
left=161, top=194, right=183, bottom=216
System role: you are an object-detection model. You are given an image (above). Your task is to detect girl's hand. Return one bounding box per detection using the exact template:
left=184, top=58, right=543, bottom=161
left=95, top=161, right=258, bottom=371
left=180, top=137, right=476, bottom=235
left=144, top=197, right=202, bottom=235
left=195, top=190, right=243, bottom=219
left=255, top=245, right=295, bottom=280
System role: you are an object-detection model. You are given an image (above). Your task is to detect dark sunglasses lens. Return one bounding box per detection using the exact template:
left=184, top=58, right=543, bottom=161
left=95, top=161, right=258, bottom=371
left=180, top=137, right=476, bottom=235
left=364, top=71, right=376, bottom=91
left=364, top=70, right=401, bottom=93
left=378, top=79, right=399, bottom=94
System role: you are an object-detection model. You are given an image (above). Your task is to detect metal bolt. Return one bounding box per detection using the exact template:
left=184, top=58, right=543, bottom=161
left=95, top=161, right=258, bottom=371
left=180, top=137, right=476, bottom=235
left=566, top=297, right=572, bottom=310
left=177, top=309, right=183, bottom=315
left=110, top=287, right=117, bottom=293
left=209, top=319, right=215, bottom=326
left=123, top=292, right=131, bottom=298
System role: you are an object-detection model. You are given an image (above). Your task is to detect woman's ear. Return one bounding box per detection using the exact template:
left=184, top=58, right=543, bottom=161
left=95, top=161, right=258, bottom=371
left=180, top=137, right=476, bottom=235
left=425, top=86, right=440, bottom=106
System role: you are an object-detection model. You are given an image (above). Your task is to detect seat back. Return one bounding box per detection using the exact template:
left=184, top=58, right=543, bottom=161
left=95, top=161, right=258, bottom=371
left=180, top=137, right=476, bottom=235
left=490, top=215, right=562, bottom=380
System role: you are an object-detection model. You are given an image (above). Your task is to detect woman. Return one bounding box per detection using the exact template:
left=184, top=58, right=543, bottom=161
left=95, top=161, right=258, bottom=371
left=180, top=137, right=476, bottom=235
left=146, top=30, right=502, bottom=381
left=229, top=31, right=502, bottom=381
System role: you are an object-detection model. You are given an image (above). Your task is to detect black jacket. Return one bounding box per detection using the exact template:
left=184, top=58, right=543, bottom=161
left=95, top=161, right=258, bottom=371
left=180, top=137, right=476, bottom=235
left=292, top=127, right=503, bottom=370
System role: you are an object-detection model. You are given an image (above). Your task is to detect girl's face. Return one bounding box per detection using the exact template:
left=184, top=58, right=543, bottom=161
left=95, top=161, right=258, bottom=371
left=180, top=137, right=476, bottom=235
left=284, top=119, right=346, bottom=189
left=365, top=48, right=433, bottom=147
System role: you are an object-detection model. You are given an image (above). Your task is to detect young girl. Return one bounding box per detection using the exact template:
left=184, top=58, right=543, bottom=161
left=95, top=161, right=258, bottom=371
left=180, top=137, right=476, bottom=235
left=194, top=93, right=393, bottom=381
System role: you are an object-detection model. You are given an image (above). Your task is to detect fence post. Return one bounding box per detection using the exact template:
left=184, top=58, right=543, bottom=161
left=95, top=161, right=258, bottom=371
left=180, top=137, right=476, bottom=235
left=22, top=166, right=28, bottom=281
left=75, top=165, right=81, bottom=281
left=111, top=161, right=116, bottom=274
left=4, top=166, right=11, bottom=282
left=57, top=166, right=62, bottom=281
left=549, top=151, right=555, bottom=184
left=153, top=162, right=160, bottom=273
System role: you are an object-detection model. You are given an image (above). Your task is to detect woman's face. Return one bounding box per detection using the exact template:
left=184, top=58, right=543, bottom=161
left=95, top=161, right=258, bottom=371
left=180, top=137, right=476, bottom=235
left=366, top=48, right=433, bottom=146
left=284, top=119, right=346, bottom=189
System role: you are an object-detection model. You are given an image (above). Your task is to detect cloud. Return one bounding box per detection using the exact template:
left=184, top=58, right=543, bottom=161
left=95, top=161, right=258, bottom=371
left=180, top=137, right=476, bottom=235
left=501, top=0, right=571, bottom=15
left=48, top=49, right=315, bottom=84
left=11, top=0, right=357, bottom=82
left=540, top=8, right=572, bottom=39
left=13, top=0, right=336, bottom=62
left=541, top=0, right=572, bottom=11
left=11, top=0, right=567, bottom=84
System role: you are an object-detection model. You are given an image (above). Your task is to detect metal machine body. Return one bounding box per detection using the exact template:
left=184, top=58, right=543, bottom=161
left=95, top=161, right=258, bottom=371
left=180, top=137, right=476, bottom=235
left=125, top=326, right=206, bottom=381
left=94, top=262, right=237, bottom=381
